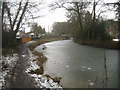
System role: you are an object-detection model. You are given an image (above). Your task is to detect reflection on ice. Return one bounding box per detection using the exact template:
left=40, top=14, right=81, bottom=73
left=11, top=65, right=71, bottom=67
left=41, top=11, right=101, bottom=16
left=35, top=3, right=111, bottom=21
left=66, top=65, right=70, bottom=68
left=88, top=68, right=92, bottom=70
left=81, top=66, right=86, bottom=68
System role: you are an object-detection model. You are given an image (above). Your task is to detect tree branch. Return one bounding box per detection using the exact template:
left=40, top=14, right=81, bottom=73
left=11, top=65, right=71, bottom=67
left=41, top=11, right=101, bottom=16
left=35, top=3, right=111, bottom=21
left=15, top=0, right=29, bottom=34
left=12, top=0, right=22, bottom=31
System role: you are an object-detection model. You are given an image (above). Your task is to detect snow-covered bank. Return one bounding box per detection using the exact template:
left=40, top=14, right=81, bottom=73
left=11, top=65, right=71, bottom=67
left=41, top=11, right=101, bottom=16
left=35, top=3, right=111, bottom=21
left=0, top=54, right=18, bottom=89
left=26, top=49, right=63, bottom=89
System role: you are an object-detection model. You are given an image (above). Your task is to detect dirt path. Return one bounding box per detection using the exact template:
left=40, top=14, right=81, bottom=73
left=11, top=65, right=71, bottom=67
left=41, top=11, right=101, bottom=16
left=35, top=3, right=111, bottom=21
left=9, top=43, right=37, bottom=88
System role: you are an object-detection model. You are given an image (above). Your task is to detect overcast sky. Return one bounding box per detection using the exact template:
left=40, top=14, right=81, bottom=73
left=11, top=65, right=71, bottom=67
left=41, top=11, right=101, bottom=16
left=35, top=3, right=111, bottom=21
left=25, top=0, right=118, bottom=33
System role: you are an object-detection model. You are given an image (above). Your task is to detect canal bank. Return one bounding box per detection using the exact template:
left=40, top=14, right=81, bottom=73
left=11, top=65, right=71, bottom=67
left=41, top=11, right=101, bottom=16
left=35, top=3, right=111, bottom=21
left=74, top=39, right=119, bottom=50
left=28, top=38, right=65, bottom=88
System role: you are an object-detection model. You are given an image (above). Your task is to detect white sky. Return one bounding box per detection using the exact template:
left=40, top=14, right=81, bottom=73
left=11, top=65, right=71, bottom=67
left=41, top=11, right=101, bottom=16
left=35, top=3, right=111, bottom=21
left=24, top=0, right=118, bottom=33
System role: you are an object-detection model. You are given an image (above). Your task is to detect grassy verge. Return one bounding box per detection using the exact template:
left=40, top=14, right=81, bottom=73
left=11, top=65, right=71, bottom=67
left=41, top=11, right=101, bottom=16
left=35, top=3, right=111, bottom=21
left=75, top=40, right=119, bottom=50
left=2, top=47, right=18, bottom=56
left=29, top=37, right=64, bottom=51
left=2, top=48, right=13, bottom=56
left=2, top=39, right=22, bottom=56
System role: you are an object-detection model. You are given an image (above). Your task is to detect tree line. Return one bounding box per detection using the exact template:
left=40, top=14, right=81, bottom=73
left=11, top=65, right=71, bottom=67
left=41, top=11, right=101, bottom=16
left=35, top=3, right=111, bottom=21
left=51, top=0, right=119, bottom=42
left=28, top=23, right=46, bottom=38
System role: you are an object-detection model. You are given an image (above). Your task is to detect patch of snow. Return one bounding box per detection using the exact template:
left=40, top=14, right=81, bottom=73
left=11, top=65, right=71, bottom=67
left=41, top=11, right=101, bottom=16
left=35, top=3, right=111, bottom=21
left=0, top=54, right=18, bottom=89
left=113, top=39, right=119, bottom=42
left=2, top=54, right=18, bottom=70
left=26, top=49, right=40, bottom=73
left=16, top=37, right=20, bottom=39
left=35, top=76, right=62, bottom=88
left=26, top=60, right=40, bottom=73
left=89, top=82, right=94, bottom=86
left=21, top=55, right=26, bottom=58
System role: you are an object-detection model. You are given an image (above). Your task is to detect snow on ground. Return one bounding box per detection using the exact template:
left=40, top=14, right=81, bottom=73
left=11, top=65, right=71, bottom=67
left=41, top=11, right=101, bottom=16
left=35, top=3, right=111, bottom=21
left=26, top=49, right=63, bottom=89
left=21, top=55, right=26, bottom=58
left=26, top=50, right=39, bottom=73
left=113, top=39, right=119, bottom=42
left=0, top=54, right=18, bottom=89
left=89, top=82, right=94, bottom=86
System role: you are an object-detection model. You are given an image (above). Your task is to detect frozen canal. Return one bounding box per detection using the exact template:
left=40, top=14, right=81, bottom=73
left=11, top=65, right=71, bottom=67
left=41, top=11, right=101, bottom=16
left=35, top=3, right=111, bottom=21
left=35, top=40, right=118, bottom=88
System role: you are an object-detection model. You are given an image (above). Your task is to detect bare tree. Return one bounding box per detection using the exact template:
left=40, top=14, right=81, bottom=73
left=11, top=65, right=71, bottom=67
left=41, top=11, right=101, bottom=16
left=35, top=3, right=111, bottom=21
left=0, top=1, right=2, bottom=54
left=2, top=0, right=42, bottom=34
left=50, top=0, right=91, bottom=39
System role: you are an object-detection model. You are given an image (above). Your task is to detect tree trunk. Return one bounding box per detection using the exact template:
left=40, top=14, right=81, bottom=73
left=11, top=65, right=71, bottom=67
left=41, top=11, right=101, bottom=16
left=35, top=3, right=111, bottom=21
left=12, top=1, right=22, bottom=31
left=15, top=1, right=29, bottom=34
left=5, top=3, right=13, bottom=31
left=2, top=2, right=5, bottom=31
left=93, top=0, right=96, bottom=23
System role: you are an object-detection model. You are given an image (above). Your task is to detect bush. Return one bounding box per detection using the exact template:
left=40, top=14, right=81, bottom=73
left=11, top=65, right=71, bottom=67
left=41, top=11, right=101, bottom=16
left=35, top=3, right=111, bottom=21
left=2, top=30, right=18, bottom=48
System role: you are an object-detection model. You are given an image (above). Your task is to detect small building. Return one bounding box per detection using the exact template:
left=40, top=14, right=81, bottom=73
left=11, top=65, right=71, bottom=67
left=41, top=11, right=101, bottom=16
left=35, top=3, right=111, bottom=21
left=16, top=31, right=32, bottom=43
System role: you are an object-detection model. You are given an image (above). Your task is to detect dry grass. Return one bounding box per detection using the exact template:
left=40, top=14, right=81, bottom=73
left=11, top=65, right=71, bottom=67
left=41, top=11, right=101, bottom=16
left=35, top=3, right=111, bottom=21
left=33, top=51, right=47, bottom=67
left=29, top=37, right=64, bottom=51
left=44, top=74, right=51, bottom=78
left=29, top=68, right=43, bottom=75
left=28, top=40, right=47, bottom=75
left=52, top=77, right=62, bottom=84
left=77, top=40, right=119, bottom=50
left=43, top=74, right=62, bottom=84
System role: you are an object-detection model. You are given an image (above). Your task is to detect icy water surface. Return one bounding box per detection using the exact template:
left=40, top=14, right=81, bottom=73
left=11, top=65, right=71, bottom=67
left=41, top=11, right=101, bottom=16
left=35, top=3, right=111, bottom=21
left=35, top=40, right=118, bottom=88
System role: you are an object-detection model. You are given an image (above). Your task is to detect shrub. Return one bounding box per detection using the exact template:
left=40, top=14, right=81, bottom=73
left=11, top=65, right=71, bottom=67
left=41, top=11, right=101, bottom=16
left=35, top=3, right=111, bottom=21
left=2, top=30, right=18, bottom=48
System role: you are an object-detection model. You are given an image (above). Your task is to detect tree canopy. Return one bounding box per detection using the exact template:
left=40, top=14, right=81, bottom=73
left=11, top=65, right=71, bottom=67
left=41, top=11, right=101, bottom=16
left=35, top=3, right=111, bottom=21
left=50, top=0, right=117, bottom=42
left=30, top=23, right=46, bottom=35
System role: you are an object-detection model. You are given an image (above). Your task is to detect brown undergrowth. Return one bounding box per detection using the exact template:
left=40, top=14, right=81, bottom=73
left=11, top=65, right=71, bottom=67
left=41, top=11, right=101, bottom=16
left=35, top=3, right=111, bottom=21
left=75, top=40, right=119, bottom=50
